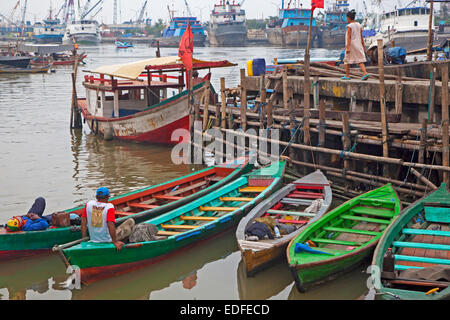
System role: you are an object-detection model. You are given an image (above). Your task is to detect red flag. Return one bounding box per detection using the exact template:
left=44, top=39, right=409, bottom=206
left=311, top=0, right=324, bottom=12
left=178, top=23, right=194, bottom=71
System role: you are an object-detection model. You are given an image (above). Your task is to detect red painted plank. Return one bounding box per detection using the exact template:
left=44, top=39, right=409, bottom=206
left=278, top=219, right=308, bottom=225
left=128, top=203, right=159, bottom=210
left=154, top=195, right=183, bottom=201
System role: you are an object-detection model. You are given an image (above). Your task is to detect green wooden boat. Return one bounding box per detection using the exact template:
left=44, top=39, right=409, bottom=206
left=0, top=159, right=252, bottom=261
left=372, top=184, right=450, bottom=300
left=287, top=184, right=402, bottom=293
left=58, top=160, right=286, bottom=284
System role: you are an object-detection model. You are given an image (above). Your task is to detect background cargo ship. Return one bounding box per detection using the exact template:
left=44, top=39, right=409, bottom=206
left=151, top=17, right=206, bottom=48
left=265, top=2, right=318, bottom=48
left=318, top=0, right=349, bottom=48
left=208, top=0, right=248, bottom=47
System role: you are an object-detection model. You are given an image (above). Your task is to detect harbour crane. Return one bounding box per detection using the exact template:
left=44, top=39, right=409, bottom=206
left=20, top=0, right=28, bottom=26
left=184, top=0, right=193, bottom=17
left=80, top=0, right=103, bottom=20
left=137, top=1, right=148, bottom=24
left=113, top=0, right=118, bottom=24
left=240, top=0, right=246, bottom=6
left=56, top=0, right=68, bottom=21
left=9, top=0, right=20, bottom=22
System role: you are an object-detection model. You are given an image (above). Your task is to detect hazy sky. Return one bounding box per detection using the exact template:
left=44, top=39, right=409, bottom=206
left=0, top=0, right=428, bottom=24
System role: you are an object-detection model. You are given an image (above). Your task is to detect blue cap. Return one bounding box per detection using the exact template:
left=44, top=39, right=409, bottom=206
left=96, top=187, right=110, bottom=197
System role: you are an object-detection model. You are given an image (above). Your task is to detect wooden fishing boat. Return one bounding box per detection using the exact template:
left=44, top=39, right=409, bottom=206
left=78, top=56, right=235, bottom=145
left=372, top=184, right=450, bottom=300
left=30, top=54, right=87, bottom=66
left=115, top=41, right=134, bottom=49
left=236, top=170, right=332, bottom=276
left=287, top=184, right=402, bottom=293
left=0, top=64, right=52, bottom=74
left=57, top=160, right=286, bottom=284
left=0, top=159, right=252, bottom=262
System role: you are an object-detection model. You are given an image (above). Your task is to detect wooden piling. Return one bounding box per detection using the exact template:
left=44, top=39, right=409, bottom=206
left=429, top=64, right=436, bottom=124
left=427, top=0, right=434, bottom=61
left=202, top=80, right=211, bottom=130
left=377, top=39, right=390, bottom=173
left=418, top=118, right=428, bottom=165
left=240, top=69, right=247, bottom=131
left=318, top=99, right=326, bottom=147
left=282, top=66, right=289, bottom=110
left=341, top=112, right=352, bottom=172
left=220, top=77, right=226, bottom=129
left=441, top=63, right=449, bottom=186
left=395, top=73, right=403, bottom=115
left=260, top=88, right=267, bottom=129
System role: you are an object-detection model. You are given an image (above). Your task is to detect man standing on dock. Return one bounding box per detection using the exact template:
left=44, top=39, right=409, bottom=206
left=81, top=187, right=124, bottom=251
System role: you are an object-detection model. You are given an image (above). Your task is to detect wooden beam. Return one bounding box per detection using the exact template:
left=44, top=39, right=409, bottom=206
left=377, top=39, right=390, bottom=172
left=240, top=69, right=247, bottom=131
left=441, top=63, right=449, bottom=187
left=427, top=0, right=435, bottom=61
left=220, top=77, right=226, bottom=129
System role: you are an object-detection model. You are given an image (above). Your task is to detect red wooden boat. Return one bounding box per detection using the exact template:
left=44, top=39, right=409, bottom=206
left=78, top=56, right=235, bottom=145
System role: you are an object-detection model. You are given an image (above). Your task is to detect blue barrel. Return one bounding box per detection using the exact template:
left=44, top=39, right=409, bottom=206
left=252, top=58, right=266, bottom=76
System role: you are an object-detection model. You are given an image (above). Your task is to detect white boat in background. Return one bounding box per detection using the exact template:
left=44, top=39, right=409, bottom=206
left=63, top=20, right=101, bottom=45
left=365, top=4, right=434, bottom=52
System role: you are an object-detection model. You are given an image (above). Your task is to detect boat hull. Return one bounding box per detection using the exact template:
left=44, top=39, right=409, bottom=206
left=0, top=163, right=250, bottom=262
left=60, top=161, right=286, bottom=283
left=0, top=56, right=32, bottom=68
left=63, top=33, right=101, bottom=45
left=237, top=170, right=332, bottom=276
left=208, top=24, right=248, bottom=47
left=372, top=184, right=450, bottom=300
left=151, top=34, right=206, bottom=48
left=266, top=27, right=319, bottom=47
left=319, top=29, right=346, bottom=48
left=79, top=85, right=204, bottom=146
left=33, top=34, right=64, bottom=44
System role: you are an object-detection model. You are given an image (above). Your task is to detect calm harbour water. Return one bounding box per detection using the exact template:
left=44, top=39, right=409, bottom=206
left=0, top=44, right=372, bottom=300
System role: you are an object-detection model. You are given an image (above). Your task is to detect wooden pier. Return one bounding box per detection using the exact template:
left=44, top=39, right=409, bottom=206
left=190, top=59, right=450, bottom=203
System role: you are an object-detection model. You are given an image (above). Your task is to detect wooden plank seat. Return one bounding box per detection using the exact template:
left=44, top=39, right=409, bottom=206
left=129, top=203, right=159, bottom=210
left=239, top=186, right=267, bottom=193
left=220, top=197, right=254, bottom=202
left=395, top=264, right=424, bottom=271
left=207, top=176, right=223, bottom=182
left=157, top=230, right=182, bottom=236
left=341, top=215, right=392, bottom=224
left=350, top=206, right=395, bottom=218
left=154, top=195, right=183, bottom=201
left=266, top=209, right=316, bottom=218
left=324, top=227, right=381, bottom=236
left=115, top=211, right=136, bottom=217
left=402, top=228, right=450, bottom=237
left=288, top=192, right=324, bottom=200
left=281, top=198, right=313, bottom=205
left=161, top=224, right=199, bottom=230
left=309, top=238, right=363, bottom=246
left=180, top=216, right=219, bottom=222
left=394, top=254, right=450, bottom=265
left=199, top=206, right=238, bottom=212
left=386, top=277, right=449, bottom=288
left=278, top=219, right=308, bottom=225
left=359, top=198, right=396, bottom=206
left=295, top=184, right=325, bottom=190
left=393, top=241, right=450, bottom=251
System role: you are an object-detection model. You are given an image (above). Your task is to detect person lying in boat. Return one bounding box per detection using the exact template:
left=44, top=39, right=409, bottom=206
left=81, top=187, right=125, bottom=251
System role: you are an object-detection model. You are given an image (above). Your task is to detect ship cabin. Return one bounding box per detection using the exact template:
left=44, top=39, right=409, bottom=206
left=279, top=8, right=316, bottom=29
left=162, top=17, right=206, bottom=38
left=211, top=0, right=246, bottom=24
left=380, top=7, right=432, bottom=33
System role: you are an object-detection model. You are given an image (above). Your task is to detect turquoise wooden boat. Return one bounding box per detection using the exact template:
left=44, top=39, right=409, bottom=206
left=372, top=184, right=450, bottom=300
left=57, top=160, right=286, bottom=284
left=0, top=159, right=252, bottom=261
left=287, top=184, right=402, bottom=292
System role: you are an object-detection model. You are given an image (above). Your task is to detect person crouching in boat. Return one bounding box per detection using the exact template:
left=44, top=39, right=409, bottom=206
left=341, top=9, right=369, bottom=81
left=81, top=187, right=125, bottom=251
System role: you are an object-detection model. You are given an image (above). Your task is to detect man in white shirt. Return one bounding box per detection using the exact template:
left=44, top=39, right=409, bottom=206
left=81, top=187, right=124, bottom=251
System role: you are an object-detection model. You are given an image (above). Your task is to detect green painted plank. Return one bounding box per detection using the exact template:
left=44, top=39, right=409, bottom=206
left=350, top=207, right=394, bottom=218
left=424, top=207, right=450, bottom=223
left=359, top=198, right=396, bottom=208
left=402, top=228, right=450, bottom=237
left=393, top=241, right=450, bottom=251
left=395, top=254, right=450, bottom=265
left=341, top=215, right=392, bottom=224
left=395, top=265, right=424, bottom=271
left=324, top=227, right=381, bottom=236
left=266, top=209, right=316, bottom=217
left=309, top=238, right=363, bottom=246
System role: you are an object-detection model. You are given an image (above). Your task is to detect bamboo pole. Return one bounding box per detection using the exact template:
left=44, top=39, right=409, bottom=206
left=419, top=118, right=428, bottom=165
left=427, top=0, right=434, bottom=61
left=219, top=128, right=450, bottom=173
left=410, top=168, right=438, bottom=191
left=318, top=99, right=326, bottom=147
left=395, top=72, right=403, bottom=114
left=441, top=63, right=449, bottom=186
left=220, top=77, right=226, bottom=129
left=240, top=69, right=247, bottom=131
left=282, top=66, right=289, bottom=110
